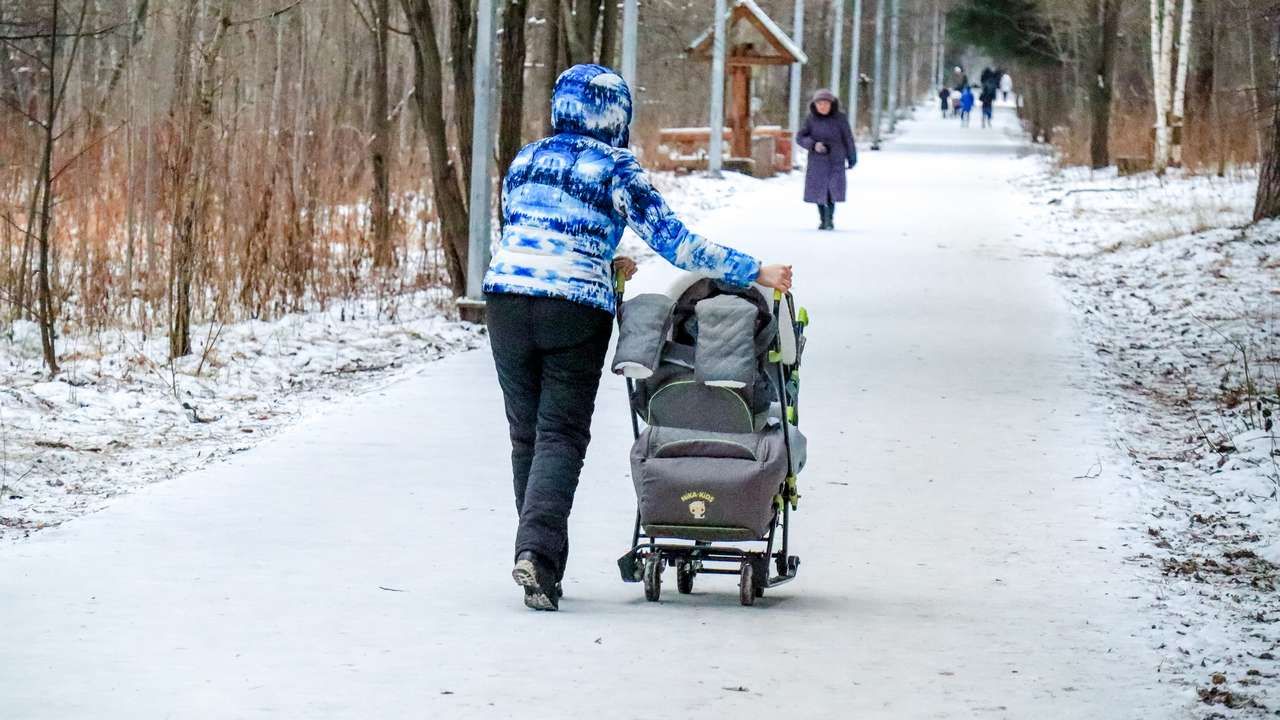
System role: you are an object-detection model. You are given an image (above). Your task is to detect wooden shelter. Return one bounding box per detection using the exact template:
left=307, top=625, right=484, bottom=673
left=688, top=0, right=807, bottom=162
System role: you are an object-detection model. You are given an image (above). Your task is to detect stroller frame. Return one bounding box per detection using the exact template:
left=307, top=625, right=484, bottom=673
left=614, top=279, right=804, bottom=606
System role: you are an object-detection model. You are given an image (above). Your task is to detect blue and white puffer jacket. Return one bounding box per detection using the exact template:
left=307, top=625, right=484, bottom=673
left=482, top=64, right=761, bottom=314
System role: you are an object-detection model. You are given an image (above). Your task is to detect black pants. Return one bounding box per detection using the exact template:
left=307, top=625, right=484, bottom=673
left=487, top=293, right=613, bottom=580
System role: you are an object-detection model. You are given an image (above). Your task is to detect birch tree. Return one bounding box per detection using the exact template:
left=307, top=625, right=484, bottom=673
left=1151, top=0, right=1193, bottom=173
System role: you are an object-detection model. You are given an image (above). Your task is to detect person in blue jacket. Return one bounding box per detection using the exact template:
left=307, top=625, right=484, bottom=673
left=959, top=85, right=975, bottom=127
left=483, top=63, right=793, bottom=611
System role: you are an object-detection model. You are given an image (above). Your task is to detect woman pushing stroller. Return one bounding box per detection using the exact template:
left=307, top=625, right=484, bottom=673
left=482, top=63, right=793, bottom=611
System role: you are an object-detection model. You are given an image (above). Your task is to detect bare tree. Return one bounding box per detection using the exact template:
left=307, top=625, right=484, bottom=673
left=364, top=0, right=395, bottom=267
left=401, top=0, right=471, bottom=296
left=1088, top=0, right=1123, bottom=168
left=168, top=0, right=232, bottom=359
left=1255, top=7, right=1280, bottom=219
left=499, top=0, right=530, bottom=184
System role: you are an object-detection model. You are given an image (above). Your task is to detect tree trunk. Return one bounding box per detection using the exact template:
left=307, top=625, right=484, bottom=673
left=450, top=0, right=476, bottom=188
left=1152, top=0, right=1176, bottom=173
left=498, top=0, right=529, bottom=185
left=401, top=0, right=471, bottom=297
left=169, top=1, right=231, bottom=359
left=35, top=0, right=63, bottom=376
left=1189, top=0, right=1215, bottom=169
left=370, top=0, right=394, bottom=267
left=1089, top=0, right=1121, bottom=169
left=1170, top=0, right=1194, bottom=166
left=571, top=0, right=601, bottom=64
left=1253, top=12, right=1280, bottom=221
left=599, top=0, right=618, bottom=68
left=543, top=0, right=561, bottom=134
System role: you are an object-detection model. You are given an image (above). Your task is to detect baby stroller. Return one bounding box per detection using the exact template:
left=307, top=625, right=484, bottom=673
left=612, top=274, right=808, bottom=606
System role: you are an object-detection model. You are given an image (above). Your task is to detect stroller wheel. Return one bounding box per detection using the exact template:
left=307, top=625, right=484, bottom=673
left=676, top=561, right=695, bottom=594
left=738, top=562, right=756, bottom=607
left=643, top=552, right=662, bottom=602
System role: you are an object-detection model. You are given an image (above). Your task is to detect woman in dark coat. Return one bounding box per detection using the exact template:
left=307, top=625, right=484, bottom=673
left=796, top=89, right=857, bottom=230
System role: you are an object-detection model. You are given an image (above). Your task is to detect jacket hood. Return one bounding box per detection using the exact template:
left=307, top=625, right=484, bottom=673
left=551, top=64, right=633, bottom=147
left=809, top=88, right=840, bottom=115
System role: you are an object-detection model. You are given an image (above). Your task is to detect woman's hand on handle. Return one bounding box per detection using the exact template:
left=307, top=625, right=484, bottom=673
left=756, top=264, right=793, bottom=294
left=612, top=256, right=638, bottom=281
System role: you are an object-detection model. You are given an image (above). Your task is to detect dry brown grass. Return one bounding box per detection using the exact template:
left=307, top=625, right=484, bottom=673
left=1052, top=101, right=1263, bottom=173
left=1, top=114, right=449, bottom=337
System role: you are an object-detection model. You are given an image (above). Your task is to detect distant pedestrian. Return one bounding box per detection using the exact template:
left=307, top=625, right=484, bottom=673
left=796, top=88, right=857, bottom=231
left=1000, top=73, right=1013, bottom=102
left=959, top=85, right=974, bottom=127
left=980, top=85, right=996, bottom=128
left=980, top=67, right=995, bottom=89
left=938, top=86, right=952, bottom=118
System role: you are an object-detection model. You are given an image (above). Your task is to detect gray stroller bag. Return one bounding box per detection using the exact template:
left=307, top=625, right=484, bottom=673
left=615, top=278, right=807, bottom=541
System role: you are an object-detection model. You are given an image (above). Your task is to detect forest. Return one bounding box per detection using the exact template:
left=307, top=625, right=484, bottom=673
left=1, top=0, right=1276, bottom=374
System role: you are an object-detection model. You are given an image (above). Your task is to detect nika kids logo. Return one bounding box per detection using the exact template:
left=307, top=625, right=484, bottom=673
left=681, top=491, right=715, bottom=520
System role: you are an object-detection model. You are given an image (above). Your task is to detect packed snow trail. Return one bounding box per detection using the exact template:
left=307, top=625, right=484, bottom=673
left=0, top=107, right=1179, bottom=718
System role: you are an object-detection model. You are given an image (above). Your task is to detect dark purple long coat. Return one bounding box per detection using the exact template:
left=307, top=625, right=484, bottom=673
left=795, top=90, right=858, bottom=204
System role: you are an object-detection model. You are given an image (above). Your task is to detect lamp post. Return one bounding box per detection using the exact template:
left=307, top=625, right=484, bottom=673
left=848, top=0, right=862, bottom=134
left=708, top=0, right=728, bottom=176
left=870, top=0, right=885, bottom=149
left=461, top=0, right=498, bottom=321
left=886, top=0, right=900, bottom=134
left=830, top=0, right=844, bottom=94
left=787, top=0, right=806, bottom=162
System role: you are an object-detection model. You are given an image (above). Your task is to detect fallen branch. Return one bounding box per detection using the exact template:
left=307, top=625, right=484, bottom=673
left=1047, top=186, right=1160, bottom=205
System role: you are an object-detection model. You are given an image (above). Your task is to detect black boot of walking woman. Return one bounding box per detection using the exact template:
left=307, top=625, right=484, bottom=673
left=817, top=204, right=828, bottom=230
left=825, top=203, right=836, bottom=230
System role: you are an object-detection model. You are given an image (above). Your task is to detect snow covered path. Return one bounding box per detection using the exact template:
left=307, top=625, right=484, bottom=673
left=1, top=109, right=1178, bottom=718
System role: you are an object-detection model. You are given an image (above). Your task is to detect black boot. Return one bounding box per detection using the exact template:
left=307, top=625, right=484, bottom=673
left=513, top=550, right=560, bottom=611
left=818, top=203, right=834, bottom=230
left=818, top=203, right=831, bottom=230
left=825, top=203, right=836, bottom=230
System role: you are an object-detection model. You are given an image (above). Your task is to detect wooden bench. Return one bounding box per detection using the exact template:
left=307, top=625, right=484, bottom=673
left=653, top=126, right=794, bottom=176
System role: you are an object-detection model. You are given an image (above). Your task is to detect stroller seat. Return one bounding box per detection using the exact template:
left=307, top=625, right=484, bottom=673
left=615, top=277, right=806, bottom=542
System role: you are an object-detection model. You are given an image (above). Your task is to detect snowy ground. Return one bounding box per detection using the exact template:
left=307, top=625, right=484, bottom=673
left=0, top=105, right=1190, bottom=718
left=0, top=173, right=754, bottom=543
left=0, top=297, right=485, bottom=541
left=1020, top=162, right=1280, bottom=715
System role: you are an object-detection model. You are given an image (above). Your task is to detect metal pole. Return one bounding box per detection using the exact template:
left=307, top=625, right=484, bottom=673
left=830, top=0, right=844, bottom=92
left=848, top=0, right=862, bottom=134
left=886, top=0, right=900, bottom=133
left=930, top=1, right=939, bottom=93
left=870, top=0, right=885, bottom=148
left=621, top=0, right=638, bottom=124
left=937, top=7, right=946, bottom=88
left=708, top=0, right=727, bottom=176
left=787, top=0, right=806, bottom=159
left=464, top=0, right=498, bottom=302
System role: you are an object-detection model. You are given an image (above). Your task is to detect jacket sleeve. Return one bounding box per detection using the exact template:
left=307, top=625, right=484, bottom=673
left=610, top=153, right=761, bottom=287
left=841, top=116, right=858, bottom=167
left=795, top=118, right=816, bottom=152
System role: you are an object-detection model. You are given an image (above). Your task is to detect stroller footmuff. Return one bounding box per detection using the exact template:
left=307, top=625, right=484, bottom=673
left=613, top=277, right=809, bottom=606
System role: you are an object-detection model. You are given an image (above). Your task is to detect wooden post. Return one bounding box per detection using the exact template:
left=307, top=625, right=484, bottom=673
left=731, top=65, right=753, bottom=157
